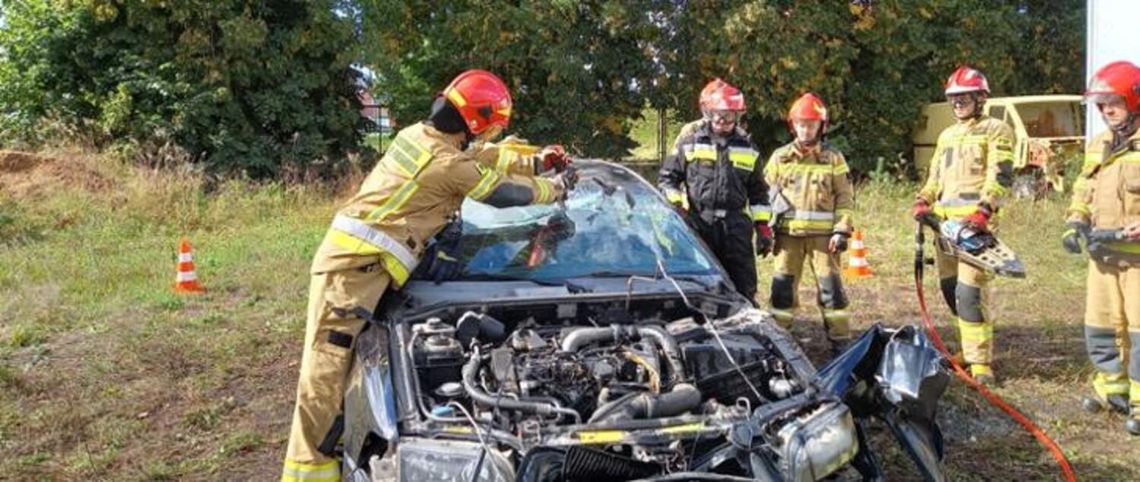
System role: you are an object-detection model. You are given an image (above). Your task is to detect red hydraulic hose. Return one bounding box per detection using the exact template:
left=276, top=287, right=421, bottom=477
left=913, top=222, right=1076, bottom=481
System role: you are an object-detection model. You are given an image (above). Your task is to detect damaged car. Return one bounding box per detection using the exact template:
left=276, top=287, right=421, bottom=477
left=339, top=160, right=952, bottom=481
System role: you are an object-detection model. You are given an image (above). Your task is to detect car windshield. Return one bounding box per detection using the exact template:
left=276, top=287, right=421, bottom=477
left=418, top=160, right=718, bottom=282
left=1017, top=101, right=1083, bottom=137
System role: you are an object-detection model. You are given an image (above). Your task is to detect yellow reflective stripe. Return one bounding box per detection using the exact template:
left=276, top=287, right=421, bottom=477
left=957, top=319, right=993, bottom=343
left=367, top=180, right=420, bottom=221
left=728, top=147, right=759, bottom=170
left=1093, top=372, right=1130, bottom=397
left=496, top=148, right=520, bottom=172
left=833, top=162, right=851, bottom=175
left=1131, top=379, right=1140, bottom=402
left=466, top=168, right=501, bottom=201
left=329, top=214, right=419, bottom=281
left=665, top=190, right=685, bottom=204
left=1118, top=152, right=1140, bottom=164
left=1106, top=241, right=1140, bottom=254
left=835, top=208, right=854, bottom=218
left=533, top=178, right=554, bottom=203
left=991, top=136, right=1013, bottom=148
left=327, top=231, right=412, bottom=286
left=283, top=459, right=340, bottom=482
left=769, top=308, right=794, bottom=321
left=689, top=147, right=717, bottom=161
left=823, top=309, right=851, bottom=321
left=387, top=135, right=431, bottom=177
left=933, top=203, right=978, bottom=218
left=992, top=150, right=1014, bottom=161
left=446, top=88, right=467, bottom=107
left=750, top=204, right=772, bottom=222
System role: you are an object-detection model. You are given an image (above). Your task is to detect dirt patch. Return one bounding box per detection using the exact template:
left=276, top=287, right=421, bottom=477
left=0, top=150, right=113, bottom=200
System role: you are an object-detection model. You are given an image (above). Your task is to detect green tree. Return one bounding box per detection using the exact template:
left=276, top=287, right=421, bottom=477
left=360, top=0, right=664, bottom=158
left=0, top=0, right=362, bottom=178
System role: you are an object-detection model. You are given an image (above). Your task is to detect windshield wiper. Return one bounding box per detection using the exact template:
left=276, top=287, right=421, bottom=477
left=457, top=273, right=591, bottom=293
left=586, top=270, right=719, bottom=291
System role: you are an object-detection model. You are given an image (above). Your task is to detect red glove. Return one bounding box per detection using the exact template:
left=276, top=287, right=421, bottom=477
left=963, top=204, right=993, bottom=231
left=912, top=198, right=933, bottom=221
left=541, top=145, right=570, bottom=172
left=755, top=223, right=774, bottom=256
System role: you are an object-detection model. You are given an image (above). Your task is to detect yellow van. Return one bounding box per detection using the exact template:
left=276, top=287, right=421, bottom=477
left=912, top=95, right=1084, bottom=197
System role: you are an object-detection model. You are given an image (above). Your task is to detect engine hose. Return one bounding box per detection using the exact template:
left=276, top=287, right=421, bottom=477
left=559, top=325, right=687, bottom=385
left=461, top=348, right=582, bottom=423
left=913, top=221, right=1075, bottom=481
left=589, top=383, right=702, bottom=423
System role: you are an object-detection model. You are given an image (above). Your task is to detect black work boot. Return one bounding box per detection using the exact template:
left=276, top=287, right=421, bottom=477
left=1082, top=394, right=1130, bottom=414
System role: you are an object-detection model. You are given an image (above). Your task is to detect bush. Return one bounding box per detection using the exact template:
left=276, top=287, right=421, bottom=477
left=0, top=1, right=362, bottom=178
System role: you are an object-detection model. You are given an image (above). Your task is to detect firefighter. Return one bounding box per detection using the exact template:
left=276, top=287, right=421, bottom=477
left=912, top=66, right=1015, bottom=385
left=282, top=69, right=577, bottom=480
left=1062, top=60, right=1140, bottom=435
left=659, top=79, right=771, bottom=301
left=765, top=93, right=855, bottom=348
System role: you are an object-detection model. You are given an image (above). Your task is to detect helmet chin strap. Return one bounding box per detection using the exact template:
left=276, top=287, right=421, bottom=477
left=1110, top=114, right=1139, bottom=143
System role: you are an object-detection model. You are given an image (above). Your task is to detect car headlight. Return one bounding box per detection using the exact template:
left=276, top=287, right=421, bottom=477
left=394, top=438, right=513, bottom=482
left=776, top=402, right=859, bottom=482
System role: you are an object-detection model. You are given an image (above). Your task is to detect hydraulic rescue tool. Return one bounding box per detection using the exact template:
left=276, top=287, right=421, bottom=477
left=918, top=214, right=1026, bottom=278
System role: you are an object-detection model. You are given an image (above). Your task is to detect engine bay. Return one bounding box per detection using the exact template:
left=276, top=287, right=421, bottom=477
left=390, top=302, right=863, bottom=480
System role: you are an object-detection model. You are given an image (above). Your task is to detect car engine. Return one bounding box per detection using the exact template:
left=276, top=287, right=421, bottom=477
left=397, top=308, right=860, bottom=481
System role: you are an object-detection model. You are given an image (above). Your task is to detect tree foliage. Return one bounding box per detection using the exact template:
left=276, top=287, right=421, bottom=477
left=361, top=0, right=1085, bottom=173
left=1, top=0, right=1086, bottom=176
left=0, top=0, right=361, bottom=178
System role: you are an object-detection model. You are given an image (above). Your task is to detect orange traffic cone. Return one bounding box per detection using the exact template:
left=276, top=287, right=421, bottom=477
left=175, top=239, right=206, bottom=294
left=843, top=230, right=873, bottom=278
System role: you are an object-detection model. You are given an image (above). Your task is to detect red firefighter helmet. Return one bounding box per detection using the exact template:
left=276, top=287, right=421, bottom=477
left=1085, top=61, right=1140, bottom=113
left=787, top=92, right=829, bottom=136
left=944, top=66, right=990, bottom=95
left=699, top=79, right=746, bottom=112
left=443, top=69, right=513, bottom=135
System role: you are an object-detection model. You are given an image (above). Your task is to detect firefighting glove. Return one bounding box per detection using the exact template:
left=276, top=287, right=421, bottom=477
left=962, top=203, right=994, bottom=232
left=540, top=145, right=571, bottom=172
left=426, top=219, right=464, bottom=284
left=556, top=165, right=579, bottom=193
left=912, top=198, right=933, bottom=221
left=1062, top=221, right=1090, bottom=254
left=829, top=232, right=849, bottom=253
left=755, top=223, right=774, bottom=257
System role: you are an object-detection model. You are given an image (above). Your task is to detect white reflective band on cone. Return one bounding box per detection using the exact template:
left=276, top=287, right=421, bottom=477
left=178, top=253, right=193, bottom=263
left=848, top=257, right=868, bottom=267
left=176, top=271, right=197, bottom=282
left=331, top=214, right=418, bottom=272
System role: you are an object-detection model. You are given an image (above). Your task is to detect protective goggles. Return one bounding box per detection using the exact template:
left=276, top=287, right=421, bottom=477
left=946, top=94, right=978, bottom=109
left=707, top=110, right=742, bottom=123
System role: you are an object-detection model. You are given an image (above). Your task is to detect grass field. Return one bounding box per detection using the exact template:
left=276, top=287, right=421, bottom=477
left=1, top=147, right=1137, bottom=481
